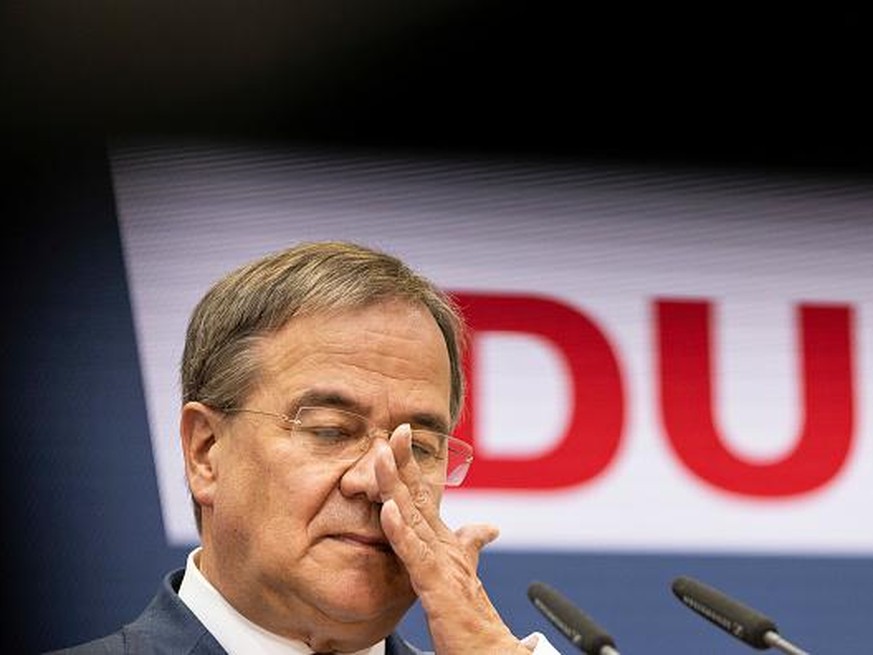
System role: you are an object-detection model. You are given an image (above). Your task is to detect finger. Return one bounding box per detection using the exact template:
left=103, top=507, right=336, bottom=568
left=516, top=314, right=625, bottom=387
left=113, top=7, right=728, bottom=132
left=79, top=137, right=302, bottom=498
left=375, top=443, right=441, bottom=540
left=387, top=423, right=413, bottom=469
left=378, top=463, right=451, bottom=557
left=373, top=435, right=424, bottom=518
left=379, top=425, right=441, bottom=516
left=373, top=432, right=404, bottom=502
left=387, top=423, right=428, bottom=489
left=380, top=498, right=440, bottom=578
left=454, top=523, right=500, bottom=569
left=455, top=523, right=500, bottom=549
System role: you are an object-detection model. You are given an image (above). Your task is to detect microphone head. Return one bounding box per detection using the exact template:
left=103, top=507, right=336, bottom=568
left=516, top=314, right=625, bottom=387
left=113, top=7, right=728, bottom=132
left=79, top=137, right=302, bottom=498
left=671, top=575, right=778, bottom=649
left=527, top=581, right=616, bottom=654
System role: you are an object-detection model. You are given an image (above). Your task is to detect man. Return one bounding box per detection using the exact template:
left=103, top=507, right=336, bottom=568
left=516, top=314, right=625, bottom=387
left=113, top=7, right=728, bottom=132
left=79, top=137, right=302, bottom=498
left=49, top=241, right=559, bottom=654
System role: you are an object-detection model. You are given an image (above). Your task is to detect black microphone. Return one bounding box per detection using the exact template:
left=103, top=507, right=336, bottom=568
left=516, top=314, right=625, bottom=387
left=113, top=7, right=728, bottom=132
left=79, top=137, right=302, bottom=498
left=527, top=581, right=620, bottom=655
left=671, top=575, right=811, bottom=654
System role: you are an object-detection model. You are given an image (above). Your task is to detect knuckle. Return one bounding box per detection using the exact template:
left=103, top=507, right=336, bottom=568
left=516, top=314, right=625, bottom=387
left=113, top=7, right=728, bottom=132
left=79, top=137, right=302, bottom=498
left=413, top=488, right=430, bottom=507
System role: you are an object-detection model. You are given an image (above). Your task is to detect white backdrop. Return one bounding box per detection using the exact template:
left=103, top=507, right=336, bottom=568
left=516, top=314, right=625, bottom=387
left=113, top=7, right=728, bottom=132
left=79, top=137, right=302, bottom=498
left=110, top=140, right=873, bottom=555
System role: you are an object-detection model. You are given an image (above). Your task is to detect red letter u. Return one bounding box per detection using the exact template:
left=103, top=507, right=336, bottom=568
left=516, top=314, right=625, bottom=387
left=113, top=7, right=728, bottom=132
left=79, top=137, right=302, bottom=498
left=656, top=299, right=854, bottom=496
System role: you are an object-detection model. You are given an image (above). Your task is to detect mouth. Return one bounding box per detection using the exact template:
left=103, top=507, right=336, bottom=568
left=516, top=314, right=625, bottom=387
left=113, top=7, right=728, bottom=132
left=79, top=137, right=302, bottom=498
left=332, top=533, right=392, bottom=553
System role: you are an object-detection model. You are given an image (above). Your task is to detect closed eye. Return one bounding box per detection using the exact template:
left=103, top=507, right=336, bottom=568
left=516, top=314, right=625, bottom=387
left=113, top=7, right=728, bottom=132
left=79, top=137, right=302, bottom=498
left=305, top=426, right=357, bottom=442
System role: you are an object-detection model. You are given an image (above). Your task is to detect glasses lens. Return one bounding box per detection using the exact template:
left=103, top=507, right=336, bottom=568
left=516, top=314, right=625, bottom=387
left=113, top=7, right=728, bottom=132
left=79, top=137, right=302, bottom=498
left=294, top=407, right=473, bottom=486
left=294, top=406, right=368, bottom=459
left=444, top=439, right=473, bottom=486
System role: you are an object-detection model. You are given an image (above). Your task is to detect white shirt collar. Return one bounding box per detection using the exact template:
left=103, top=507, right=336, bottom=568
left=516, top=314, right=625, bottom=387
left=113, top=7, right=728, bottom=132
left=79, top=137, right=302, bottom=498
left=178, top=547, right=386, bottom=655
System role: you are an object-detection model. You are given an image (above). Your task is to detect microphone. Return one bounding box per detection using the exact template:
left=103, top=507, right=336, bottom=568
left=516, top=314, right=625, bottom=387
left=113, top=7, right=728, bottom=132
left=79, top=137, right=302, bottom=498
left=527, top=581, right=620, bottom=655
left=671, top=575, right=811, bottom=654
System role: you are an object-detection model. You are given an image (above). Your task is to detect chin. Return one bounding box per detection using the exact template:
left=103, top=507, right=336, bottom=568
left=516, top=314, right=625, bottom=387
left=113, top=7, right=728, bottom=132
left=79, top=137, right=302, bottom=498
left=317, top=577, right=416, bottom=624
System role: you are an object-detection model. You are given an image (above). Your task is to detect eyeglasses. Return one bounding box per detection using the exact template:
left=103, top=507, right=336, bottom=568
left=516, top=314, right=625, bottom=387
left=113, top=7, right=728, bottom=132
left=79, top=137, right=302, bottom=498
left=222, top=405, right=473, bottom=487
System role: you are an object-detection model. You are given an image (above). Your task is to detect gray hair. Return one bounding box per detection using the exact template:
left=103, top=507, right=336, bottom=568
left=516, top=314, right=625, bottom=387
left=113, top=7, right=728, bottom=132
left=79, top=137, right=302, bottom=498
left=181, top=241, right=467, bottom=531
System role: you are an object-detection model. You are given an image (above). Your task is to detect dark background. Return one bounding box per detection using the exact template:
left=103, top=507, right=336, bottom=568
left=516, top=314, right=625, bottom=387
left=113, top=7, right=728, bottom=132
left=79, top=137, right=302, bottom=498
left=3, top=3, right=872, bottom=653
left=3, top=3, right=872, bottom=173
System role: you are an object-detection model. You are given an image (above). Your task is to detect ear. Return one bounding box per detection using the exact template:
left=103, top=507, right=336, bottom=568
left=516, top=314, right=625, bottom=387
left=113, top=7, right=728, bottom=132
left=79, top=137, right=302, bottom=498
left=180, top=401, right=223, bottom=510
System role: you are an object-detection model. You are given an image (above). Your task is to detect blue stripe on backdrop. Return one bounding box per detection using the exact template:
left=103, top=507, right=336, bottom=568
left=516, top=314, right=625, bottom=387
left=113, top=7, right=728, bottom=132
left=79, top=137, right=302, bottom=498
left=4, top=142, right=870, bottom=654
left=401, top=550, right=871, bottom=654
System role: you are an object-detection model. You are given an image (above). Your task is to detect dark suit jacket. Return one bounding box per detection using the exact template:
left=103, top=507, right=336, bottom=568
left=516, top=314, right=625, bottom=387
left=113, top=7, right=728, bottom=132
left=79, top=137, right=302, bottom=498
left=46, top=569, right=428, bottom=655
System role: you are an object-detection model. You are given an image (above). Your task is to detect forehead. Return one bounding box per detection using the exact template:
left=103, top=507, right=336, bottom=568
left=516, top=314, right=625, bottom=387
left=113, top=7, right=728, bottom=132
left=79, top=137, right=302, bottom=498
left=252, top=300, right=452, bottom=418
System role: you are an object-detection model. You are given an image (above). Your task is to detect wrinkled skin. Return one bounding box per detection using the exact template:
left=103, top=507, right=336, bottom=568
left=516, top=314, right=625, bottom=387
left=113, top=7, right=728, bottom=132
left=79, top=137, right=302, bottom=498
left=182, top=299, right=530, bottom=653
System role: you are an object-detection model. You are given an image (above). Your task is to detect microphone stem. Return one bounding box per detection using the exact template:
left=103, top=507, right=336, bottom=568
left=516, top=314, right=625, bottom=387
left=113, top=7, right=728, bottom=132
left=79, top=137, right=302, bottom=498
left=764, top=631, right=811, bottom=655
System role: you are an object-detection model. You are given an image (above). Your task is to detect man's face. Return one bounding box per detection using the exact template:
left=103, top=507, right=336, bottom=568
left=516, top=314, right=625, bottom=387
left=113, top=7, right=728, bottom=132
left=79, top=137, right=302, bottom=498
left=197, top=299, right=453, bottom=647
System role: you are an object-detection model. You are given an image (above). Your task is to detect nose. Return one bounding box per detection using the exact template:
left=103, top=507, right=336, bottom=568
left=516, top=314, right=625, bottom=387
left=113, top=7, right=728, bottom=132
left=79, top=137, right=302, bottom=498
left=338, top=433, right=390, bottom=502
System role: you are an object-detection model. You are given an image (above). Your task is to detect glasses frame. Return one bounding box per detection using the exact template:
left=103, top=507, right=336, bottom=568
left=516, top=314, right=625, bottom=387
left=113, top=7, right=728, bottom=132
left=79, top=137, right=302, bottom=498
left=220, top=405, right=473, bottom=487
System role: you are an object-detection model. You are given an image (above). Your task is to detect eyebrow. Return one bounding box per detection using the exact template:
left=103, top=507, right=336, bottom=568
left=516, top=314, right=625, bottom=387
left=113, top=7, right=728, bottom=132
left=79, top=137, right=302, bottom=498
left=291, top=389, right=360, bottom=414
left=290, top=389, right=450, bottom=435
left=407, top=413, right=449, bottom=435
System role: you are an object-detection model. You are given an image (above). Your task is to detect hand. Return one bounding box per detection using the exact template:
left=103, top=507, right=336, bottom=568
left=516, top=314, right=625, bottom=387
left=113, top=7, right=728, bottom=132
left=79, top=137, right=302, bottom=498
left=375, top=425, right=532, bottom=655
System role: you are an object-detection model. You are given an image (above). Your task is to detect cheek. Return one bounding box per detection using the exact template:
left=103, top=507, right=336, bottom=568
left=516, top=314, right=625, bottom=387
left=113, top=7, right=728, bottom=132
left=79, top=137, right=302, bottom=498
left=217, top=439, right=336, bottom=541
